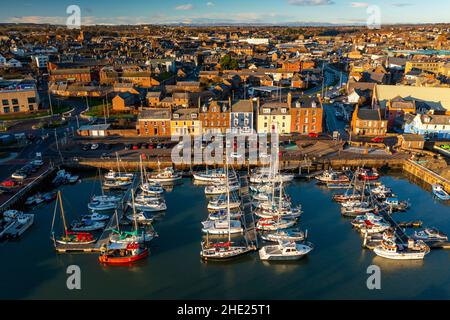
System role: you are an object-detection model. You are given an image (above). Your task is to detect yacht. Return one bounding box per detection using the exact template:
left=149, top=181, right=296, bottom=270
left=373, top=232, right=430, bottom=260
left=201, top=220, right=243, bottom=235
left=432, top=184, right=450, bottom=201
left=2, top=211, right=34, bottom=239
left=140, top=182, right=164, bottom=195
left=261, top=228, right=306, bottom=242
left=71, top=220, right=106, bottom=232
left=315, top=170, right=349, bottom=184
left=208, top=210, right=242, bottom=221
left=81, top=212, right=110, bottom=222
left=381, top=197, right=410, bottom=212
left=148, top=167, right=182, bottom=183
left=259, top=241, right=313, bottom=261
left=104, top=170, right=134, bottom=182
left=205, top=183, right=240, bottom=196
left=193, top=169, right=228, bottom=183
left=412, top=228, right=448, bottom=243
left=207, top=196, right=240, bottom=211
left=256, top=218, right=297, bottom=231
left=201, top=241, right=255, bottom=261
left=126, top=212, right=154, bottom=225
left=357, top=220, right=391, bottom=235
left=103, top=179, right=132, bottom=190
left=129, top=199, right=167, bottom=212
left=88, top=199, right=119, bottom=211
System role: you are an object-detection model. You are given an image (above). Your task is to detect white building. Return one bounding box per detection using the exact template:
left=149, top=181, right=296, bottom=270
left=31, top=55, right=49, bottom=69
left=239, top=38, right=270, bottom=45
left=6, top=59, right=22, bottom=68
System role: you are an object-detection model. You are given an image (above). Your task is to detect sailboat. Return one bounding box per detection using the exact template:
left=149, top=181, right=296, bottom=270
left=51, top=191, right=96, bottom=245
left=201, top=163, right=255, bottom=260
left=99, top=241, right=149, bottom=265
left=103, top=153, right=134, bottom=189
left=110, top=191, right=157, bottom=244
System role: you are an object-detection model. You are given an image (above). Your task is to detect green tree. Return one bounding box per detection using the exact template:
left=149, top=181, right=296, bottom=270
left=220, top=54, right=239, bottom=70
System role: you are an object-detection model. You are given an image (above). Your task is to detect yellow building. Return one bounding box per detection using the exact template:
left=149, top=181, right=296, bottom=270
left=257, top=102, right=291, bottom=134
left=170, top=108, right=201, bottom=136
left=405, top=61, right=444, bottom=75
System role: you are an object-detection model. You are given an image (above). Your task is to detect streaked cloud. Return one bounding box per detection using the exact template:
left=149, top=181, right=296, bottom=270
left=392, top=3, right=414, bottom=7
left=288, top=0, right=335, bottom=5
left=175, top=4, right=193, bottom=10
left=351, top=2, right=369, bottom=8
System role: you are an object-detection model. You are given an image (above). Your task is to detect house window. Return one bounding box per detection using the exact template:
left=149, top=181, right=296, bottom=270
left=3, top=107, right=10, bottom=113
left=13, top=106, right=20, bottom=112
left=264, top=122, right=268, bottom=128
left=28, top=105, right=34, bottom=111
left=11, top=99, right=18, bottom=105
left=304, top=118, right=309, bottom=124
left=27, top=97, right=36, bottom=104
left=2, top=100, right=8, bottom=106
left=312, top=118, right=316, bottom=123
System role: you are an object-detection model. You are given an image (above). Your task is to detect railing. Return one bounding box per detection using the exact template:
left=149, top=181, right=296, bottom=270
left=0, top=165, right=55, bottom=213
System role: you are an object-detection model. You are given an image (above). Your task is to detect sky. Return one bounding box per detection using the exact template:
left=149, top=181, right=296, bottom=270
left=0, top=0, right=449, bottom=26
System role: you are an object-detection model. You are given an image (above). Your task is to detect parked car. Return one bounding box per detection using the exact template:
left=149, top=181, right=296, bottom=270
left=308, top=132, right=319, bottom=138
left=11, top=172, right=27, bottom=180
left=82, top=144, right=91, bottom=151
left=101, top=153, right=112, bottom=160
left=125, top=144, right=132, bottom=150
left=132, top=145, right=139, bottom=150
left=371, top=137, right=384, bottom=143
left=104, top=143, right=112, bottom=150
left=91, top=144, right=100, bottom=150
left=440, top=144, right=450, bottom=150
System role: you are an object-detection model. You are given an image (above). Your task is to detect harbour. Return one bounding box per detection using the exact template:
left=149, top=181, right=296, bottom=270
left=0, top=169, right=449, bottom=299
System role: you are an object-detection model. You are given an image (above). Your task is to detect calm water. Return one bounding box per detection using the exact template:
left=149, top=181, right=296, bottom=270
left=1, top=173, right=450, bottom=300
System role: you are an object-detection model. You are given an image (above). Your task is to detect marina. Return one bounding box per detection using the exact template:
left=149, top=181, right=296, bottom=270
left=0, top=169, right=449, bottom=299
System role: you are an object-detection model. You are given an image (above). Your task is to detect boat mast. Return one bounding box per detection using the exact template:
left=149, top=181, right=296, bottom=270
left=226, top=159, right=231, bottom=244
left=57, top=191, right=69, bottom=236
left=131, top=189, right=138, bottom=232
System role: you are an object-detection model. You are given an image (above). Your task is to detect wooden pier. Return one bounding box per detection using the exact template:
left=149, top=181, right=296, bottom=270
left=239, top=175, right=258, bottom=249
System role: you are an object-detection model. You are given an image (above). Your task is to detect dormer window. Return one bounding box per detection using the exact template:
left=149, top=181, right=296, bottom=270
left=281, top=108, right=287, bottom=114
left=191, top=113, right=198, bottom=119
left=173, top=114, right=180, bottom=119
left=263, top=108, right=270, bottom=114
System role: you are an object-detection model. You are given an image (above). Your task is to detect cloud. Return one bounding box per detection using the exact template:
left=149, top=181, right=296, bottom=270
left=351, top=2, right=369, bottom=8
left=288, top=0, right=334, bottom=5
left=392, top=3, right=413, bottom=7
left=175, top=4, right=193, bottom=10
left=206, top=2, right=214, bottom=6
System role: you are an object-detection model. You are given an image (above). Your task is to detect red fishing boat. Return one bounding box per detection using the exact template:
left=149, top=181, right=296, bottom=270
left=358, top=169, right=380, bottom=181
left=99, top=242, right=148, bottom=265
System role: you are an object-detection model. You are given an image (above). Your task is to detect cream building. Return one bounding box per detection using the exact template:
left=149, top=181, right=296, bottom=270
left=257, top=102, right=291, bottom=134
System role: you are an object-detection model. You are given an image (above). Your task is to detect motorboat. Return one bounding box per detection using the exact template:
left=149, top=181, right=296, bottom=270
left=358, top=168, right=380, bottom=181
left=381, top=198, right=410, bottom=212
left=207, top=196, right=240, bottom=211
left=261, top=228, right=306, bottom=242
left=104, top=170, right=134, bottom=182
left=25, top=193, right=44, bottom=206
left=351, top=212, right=384, bottom=228
left=256, top=218, right=297, bottom=231
left=250, top=171, right=294, bottom=184
left=140, top=182, right=164, bottom=195
left=205, top=183, right=240, bottom=196
left=332, top=193, right=362, bottom=203
left=201, top=220, right=243, bottom=235
left=432, top=184, right=450, bottom=201
left=81, top=212, right=110, bottom=222
left=129, top=199, right=167, bottom=212
left=103, top=179, right=132, bottom=189
left=371, top=185, right=393, bottom=198
left=91, top=195, right=121, bottom=203
left=373, top=232, right=430, bottom=260
left=259, top=241, right=314, bottom=261
left=99, top=242, right=148, bottom=265
left=315, top=170, right=349, bottom=184
left=208, top=210, right=242, bottom=221
left=357, top=219, right=391, bottom=235
left=148, top=167, right=182, bottom=183
left=412, top=228, right=448, bottom=243
left=71, top=220, right=105, bottom=232
left=193, top=169, right=228, bottom=183
left=255, top=207, right=303, bottom=220
left=126, top=211, right=154, bottom=225
left=1, top=212, right=34, bottom=239
left=88, top=199, right=119, bottom=211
